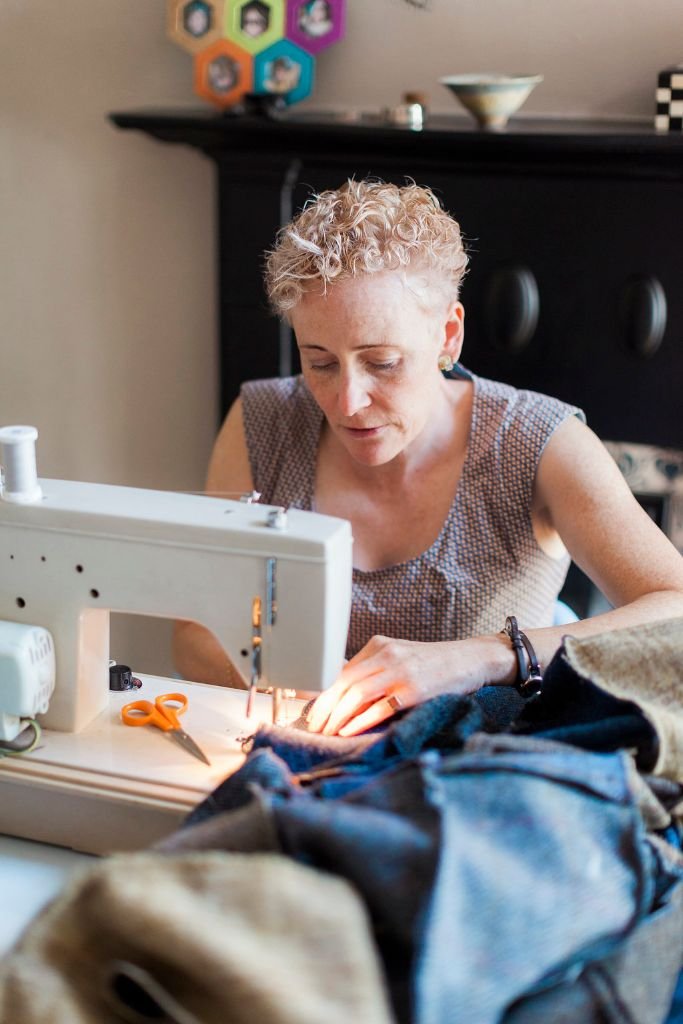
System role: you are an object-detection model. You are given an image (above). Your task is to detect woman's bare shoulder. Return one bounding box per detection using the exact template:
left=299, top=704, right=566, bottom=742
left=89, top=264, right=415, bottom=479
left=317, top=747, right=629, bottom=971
left=206, top=398, right=254, bottom=496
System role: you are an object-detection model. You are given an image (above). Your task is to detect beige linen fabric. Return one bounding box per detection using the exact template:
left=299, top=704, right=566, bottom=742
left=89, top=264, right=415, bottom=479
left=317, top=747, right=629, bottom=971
left=563, top=616, right=683, bottom=781
left=0, top=851, right=395, bottom=1024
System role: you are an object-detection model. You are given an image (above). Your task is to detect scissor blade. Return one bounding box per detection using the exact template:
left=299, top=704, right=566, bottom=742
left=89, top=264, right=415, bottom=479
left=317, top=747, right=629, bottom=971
left=169, top=728, right=211, bottom=766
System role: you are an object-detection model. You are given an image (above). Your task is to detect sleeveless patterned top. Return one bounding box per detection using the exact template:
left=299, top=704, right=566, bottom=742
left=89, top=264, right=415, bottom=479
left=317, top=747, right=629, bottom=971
left=241, top=369, right=585, bottom=659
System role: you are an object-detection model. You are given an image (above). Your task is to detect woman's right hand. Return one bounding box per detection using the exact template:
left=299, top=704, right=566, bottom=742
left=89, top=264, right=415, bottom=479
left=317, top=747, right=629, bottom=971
left=305, top=632, right=514, bottom=737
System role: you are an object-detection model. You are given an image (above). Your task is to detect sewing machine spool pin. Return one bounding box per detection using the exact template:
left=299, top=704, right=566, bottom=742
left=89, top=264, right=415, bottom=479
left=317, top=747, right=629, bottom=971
left=0, top=426, right=43, bottom=505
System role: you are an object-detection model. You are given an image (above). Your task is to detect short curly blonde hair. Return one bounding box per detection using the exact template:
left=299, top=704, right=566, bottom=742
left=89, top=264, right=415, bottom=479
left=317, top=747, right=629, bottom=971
left=264, top=179, right=469, bottom=317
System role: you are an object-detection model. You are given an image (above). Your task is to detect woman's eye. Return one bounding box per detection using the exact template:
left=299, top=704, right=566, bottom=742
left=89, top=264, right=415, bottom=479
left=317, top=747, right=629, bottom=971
left=309, top=362, right=335, bottom=372
left=370, top=361, right=399, bottom=372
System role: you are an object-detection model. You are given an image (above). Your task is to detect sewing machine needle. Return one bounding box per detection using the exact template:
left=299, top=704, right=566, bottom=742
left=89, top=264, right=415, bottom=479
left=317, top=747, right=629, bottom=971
left=247, top=595, right=262, bottom=720
left=169, top=728, right=211, bottom=766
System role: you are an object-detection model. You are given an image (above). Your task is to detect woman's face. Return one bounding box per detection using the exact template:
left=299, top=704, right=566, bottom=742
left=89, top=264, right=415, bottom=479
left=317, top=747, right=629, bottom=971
left=291, top=272, right=464, bottom=468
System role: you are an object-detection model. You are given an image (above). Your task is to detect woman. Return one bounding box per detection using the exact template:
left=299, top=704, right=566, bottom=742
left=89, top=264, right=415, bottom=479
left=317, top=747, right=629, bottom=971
left=173, top=180, right=683, bottom=735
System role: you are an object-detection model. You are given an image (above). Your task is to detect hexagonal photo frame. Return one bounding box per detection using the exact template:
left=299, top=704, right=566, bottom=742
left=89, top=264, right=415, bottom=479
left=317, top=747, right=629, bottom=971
left=194, top=39, right=254, bottom=108
left=167, top=0, right=225, bottom=55
left=253, top=39, right=314, bottom=105
left=285, top=0, right=344, bottom=56
left=226, top=0, right=285, bottom=56
left=168, top=0, right=345, bottom=110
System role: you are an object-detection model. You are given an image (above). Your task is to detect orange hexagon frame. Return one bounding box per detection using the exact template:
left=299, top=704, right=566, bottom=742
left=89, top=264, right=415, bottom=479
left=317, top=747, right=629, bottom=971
left=194, top=39, right=253, bottom=108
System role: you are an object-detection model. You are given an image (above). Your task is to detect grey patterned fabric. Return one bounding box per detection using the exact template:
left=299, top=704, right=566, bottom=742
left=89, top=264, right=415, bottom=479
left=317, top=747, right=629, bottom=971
left=241, top=371, right=585, bottom=658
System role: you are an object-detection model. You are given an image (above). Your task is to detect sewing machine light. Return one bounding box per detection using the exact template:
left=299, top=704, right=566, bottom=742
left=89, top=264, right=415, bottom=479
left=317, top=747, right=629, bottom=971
left=0, top=620, right=56, bottom=740
left=0, top=426, right=43, bottom=505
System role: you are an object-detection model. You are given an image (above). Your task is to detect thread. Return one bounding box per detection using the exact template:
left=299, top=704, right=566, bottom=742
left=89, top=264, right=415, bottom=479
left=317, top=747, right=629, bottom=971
left=0, top=425, right=43, bottom=504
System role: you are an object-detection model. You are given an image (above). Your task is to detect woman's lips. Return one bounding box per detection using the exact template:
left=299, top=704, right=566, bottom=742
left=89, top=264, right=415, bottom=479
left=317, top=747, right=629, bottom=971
left=342, top=425, right=383, bottom=438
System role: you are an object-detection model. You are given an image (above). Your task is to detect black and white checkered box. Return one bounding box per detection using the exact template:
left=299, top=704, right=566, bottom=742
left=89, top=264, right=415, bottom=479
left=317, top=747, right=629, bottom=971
left=655, top=65, right=683, bottom=131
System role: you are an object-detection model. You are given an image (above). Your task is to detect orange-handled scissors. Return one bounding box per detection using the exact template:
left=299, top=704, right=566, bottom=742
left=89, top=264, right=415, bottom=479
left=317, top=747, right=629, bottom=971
left=121, top=692, right=211, bottom=766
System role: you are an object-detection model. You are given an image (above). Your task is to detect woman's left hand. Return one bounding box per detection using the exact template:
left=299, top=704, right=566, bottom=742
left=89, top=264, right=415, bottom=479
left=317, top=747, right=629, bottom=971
left=305, top=634, right=493, bottom=737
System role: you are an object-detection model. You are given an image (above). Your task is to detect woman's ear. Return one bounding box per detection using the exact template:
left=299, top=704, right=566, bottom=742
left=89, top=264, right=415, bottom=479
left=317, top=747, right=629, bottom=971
left=444, top=301, right=465, bottom=363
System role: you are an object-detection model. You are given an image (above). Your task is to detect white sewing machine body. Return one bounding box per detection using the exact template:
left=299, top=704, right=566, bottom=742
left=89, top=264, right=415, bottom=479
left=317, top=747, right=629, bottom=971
left=0, top=469, right=353, bottom=853
left=0, top=478, right=352, bottom=732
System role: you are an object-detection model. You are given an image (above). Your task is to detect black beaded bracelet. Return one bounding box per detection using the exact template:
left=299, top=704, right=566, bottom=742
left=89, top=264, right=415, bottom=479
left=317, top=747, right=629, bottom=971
left=503, top=616, right=543, bottom=698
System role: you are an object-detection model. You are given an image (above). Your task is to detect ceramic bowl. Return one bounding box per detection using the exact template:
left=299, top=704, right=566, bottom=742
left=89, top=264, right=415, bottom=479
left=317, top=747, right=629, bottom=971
left=438, top=74, right=543, bottom=131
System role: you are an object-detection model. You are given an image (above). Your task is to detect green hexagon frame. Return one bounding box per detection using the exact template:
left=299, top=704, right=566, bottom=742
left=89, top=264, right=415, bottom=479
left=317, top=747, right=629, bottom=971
left=225, top=0, right=285, bottom=56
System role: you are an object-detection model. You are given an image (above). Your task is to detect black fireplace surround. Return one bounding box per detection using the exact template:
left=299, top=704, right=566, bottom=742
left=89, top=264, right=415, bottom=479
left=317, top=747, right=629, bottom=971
left=110, top=109, right=683, bottom=613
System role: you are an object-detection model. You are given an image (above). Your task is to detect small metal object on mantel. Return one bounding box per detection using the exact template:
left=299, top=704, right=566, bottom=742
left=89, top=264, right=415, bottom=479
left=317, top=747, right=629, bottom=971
left=384, top=91, right=428, bottom=130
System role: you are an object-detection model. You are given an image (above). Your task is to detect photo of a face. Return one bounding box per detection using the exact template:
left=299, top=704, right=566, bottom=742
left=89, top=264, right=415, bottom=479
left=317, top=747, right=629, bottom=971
left=264, top=55, right=301, bottom=93
left=298, top=0, right=333, bottom=38
left=183, top=0, right=212, bottom=37
left=240, top=1, right=270, bottom=37
left=208, top=54, right=239, bottom=93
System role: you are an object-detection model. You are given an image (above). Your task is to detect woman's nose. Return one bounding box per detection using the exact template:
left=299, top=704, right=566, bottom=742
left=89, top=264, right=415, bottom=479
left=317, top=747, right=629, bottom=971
left=337, top=372, right=371, bottom=417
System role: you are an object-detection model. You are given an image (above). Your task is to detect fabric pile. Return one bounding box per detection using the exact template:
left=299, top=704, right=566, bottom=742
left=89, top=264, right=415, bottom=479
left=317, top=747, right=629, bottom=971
left=1, top=616, right=683, bottom=1024
left=0, top=853, right=393, bottom=1024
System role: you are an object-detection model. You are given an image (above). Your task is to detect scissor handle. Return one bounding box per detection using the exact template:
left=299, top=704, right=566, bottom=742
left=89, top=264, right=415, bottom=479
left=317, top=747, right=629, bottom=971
left=154, top=693, right=188, bottom=731
left=121, top=693, right=188, bottom=731
left=121, top=700, right=158, bottom=728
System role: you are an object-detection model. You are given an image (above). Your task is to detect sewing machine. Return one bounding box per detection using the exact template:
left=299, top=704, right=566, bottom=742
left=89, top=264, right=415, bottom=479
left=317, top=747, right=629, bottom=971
left=0, top=426, right=352, bottom=854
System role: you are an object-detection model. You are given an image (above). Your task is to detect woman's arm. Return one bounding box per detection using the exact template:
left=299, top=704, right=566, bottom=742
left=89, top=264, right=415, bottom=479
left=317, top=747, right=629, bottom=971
left=307, top=417, right=683, bottom=735
left=171, top=398, right=254, bottom=687
left=171, top=619, right=248, bottom=689
left=532, top=416, right=683, bottom=618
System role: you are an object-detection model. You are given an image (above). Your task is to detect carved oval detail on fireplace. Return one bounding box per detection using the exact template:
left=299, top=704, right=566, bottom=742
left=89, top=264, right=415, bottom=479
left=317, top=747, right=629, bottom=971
left=484, top=265, right=540, bottom=354
left=619, top=275, right=667, bottom=359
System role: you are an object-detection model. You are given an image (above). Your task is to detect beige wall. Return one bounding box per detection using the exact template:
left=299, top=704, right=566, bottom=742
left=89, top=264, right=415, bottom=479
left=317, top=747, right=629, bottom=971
left=1, top=0, right=679, bottom=673
left=312, top=0, right=681, bottom=121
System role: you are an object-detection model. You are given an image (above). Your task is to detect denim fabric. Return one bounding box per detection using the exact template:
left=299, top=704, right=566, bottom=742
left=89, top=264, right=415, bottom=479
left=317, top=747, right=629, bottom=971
left=166, top=644, right=683, bottom=1024
left=514, top=648, right=660, bottom=771
left=666, top=968, right=683, bottom=1024
left=186, top=693, right=489, bottom=825
left=417, top=742, right=677, bottom=1024
left=504, top=871, right=683, bottom=1024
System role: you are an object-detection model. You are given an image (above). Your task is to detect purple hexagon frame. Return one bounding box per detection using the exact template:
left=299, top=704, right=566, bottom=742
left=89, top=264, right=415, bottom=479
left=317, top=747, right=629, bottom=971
left=285, top=0, right=344, bottom=56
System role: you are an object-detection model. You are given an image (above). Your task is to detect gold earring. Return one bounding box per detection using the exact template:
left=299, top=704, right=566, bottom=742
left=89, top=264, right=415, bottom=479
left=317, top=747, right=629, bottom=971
left=438, top=354, right=454, bottom=373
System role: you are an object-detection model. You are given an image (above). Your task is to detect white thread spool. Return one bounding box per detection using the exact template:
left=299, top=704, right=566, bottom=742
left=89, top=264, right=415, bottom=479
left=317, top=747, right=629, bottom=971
left=0, top=425, right=43, bottom=504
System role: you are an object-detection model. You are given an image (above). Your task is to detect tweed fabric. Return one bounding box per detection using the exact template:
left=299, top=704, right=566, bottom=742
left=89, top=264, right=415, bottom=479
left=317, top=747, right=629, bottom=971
left=241, top=371, right=584, bottom=658
left=0, top=852, right=394, bottom=1024
left=563, top=616, right=683, bottom=781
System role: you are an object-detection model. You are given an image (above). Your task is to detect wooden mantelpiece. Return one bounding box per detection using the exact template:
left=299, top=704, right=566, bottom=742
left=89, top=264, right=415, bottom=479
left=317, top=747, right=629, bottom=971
left=111, top=109, right=683, bottom=178
left=110, top=109, right=683, bottom=450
